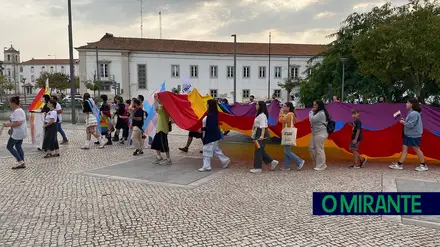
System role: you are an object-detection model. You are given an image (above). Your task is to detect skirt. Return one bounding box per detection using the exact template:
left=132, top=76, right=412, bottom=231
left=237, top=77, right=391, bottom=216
left=151, top=131, right=169, bottom=153
left=42, top=123, right=59, bottom=151
left=86, top=114, right=98, bottom=127
left=189, top=131, right=202, bottom=139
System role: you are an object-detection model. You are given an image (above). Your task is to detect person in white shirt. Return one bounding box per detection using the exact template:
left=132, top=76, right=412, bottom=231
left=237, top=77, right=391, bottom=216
left=42, top=99, right=60, bottom=158
left=52, top=95, right=68, bottom=144
left=3, top=96, right=27, bottom=169
left=249, top=101, right=279, bottom=174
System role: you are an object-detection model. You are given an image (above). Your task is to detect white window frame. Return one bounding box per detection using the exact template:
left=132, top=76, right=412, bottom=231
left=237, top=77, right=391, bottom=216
left=137, top=64, right=147, bottom=89
left=31, top=66, right=34, bottom=73
left=243, top=66, right=250, bottom=78
left=190, top=65, right=198, bottom=78
left=210, top=89, right=218, bottom=98
left=61, top=66, right=65, bottom=73
left=259, top=66, right=266, bottom=78
left=31, top=75, right=35, bottom=83
left=227, top=66, right=234, bottom=78
left=242, top=89, right=250, bottom=99
left=274, top=66, right=282, bottom=78
left=41, top=66, right=45, bottom=72
left=99, top=63, right=109, bottom=78
left=273, top=89, right=281, bottom=98
left=210, top=65, right=218, bottom=78
left=50, top=66, right=54, bottom=73
left=290, top=66, right=299, bottom=79
left=171, top=65, right=180, bottom=77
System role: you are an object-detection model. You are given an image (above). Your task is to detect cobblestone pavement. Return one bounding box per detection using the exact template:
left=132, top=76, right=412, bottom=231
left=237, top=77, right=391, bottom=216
left=1, top=124, right=440, bottom=246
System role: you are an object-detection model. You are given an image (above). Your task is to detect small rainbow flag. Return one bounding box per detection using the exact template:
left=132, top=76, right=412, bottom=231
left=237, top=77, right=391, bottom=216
left=393, top=110, right=401, bottom=119
left=253, top=140, right=262, bottom=149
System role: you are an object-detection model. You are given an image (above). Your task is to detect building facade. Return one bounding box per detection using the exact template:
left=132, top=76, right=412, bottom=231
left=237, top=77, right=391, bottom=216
left=76, top=33, right=325, bottom=104
left=2, top=45, right=21, bottom=93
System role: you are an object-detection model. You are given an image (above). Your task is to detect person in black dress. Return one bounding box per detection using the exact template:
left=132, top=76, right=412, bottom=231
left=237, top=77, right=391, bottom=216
left=42, top=99, right=60, bottom=158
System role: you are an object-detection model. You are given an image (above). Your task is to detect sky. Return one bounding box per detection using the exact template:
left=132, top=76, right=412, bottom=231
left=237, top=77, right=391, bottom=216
left=0, top=0, right=407, bottom=61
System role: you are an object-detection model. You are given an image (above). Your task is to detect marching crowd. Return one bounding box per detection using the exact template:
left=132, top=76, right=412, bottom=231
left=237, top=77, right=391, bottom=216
left=3, top=93, right=428, bottom=172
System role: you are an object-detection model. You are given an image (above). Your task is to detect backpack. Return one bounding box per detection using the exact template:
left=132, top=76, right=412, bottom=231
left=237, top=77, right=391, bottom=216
left=326, top=117, right=336, bottom=134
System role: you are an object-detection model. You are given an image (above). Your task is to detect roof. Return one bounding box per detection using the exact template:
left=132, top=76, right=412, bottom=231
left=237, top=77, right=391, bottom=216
left=20, top=59, right=79, bottom=66
left=4, top=45, right=19, bottom=53
left=76, top=33, right=327, bottom=56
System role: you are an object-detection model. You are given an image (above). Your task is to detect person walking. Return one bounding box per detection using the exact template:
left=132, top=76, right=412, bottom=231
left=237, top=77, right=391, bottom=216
left=199, top=99, right=231, bottom=172
left=279, top=102, right=305, bottom=170
left=131, top=98, right=145, bottom=156
left=4, top=96, right=27, bottom=169
left=389, top=98, right=427, bottom=171
left=42, top=99, right=60, bottom=158
left=81, top=93, right=106, bottom=149
left=249, top=101, right=279, bottom=174
left=95, top=95, right=112, bottom=146
left=52, top=95, right=69, bottom=144
left=151, top=94, right=172, bottom=165
left=309, top=100, right=330, bottom=171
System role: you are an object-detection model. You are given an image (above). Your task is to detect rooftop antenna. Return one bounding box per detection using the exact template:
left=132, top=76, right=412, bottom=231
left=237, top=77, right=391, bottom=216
left=159, top=10, right=162, bottom=39
left=139, top=0, right=144, bottom=38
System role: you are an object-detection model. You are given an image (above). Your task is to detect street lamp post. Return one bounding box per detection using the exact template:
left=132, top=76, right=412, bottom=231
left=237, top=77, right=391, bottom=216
left=21, top=78, right=27, bottom=105
left=340, top=57, right=347, bottom=102
left=48, top=54, right=57, bottom=72
left=231, top=34, right=237, bottom=103
left=68, top=0, right=76, bottom=124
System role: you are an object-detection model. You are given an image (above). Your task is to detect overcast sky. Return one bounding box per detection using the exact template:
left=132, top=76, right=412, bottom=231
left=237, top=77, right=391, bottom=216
left=1, top=0, right=407, bottom=61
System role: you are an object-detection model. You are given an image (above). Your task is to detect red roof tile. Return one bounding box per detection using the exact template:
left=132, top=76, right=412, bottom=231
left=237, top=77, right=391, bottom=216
left=20, top=59, right=79, bottom=66
left=76, top=33, right=327, bottom=56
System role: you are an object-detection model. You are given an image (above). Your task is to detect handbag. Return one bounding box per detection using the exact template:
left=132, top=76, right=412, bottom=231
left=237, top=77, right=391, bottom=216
left=281, top=114, right=297, bottom=146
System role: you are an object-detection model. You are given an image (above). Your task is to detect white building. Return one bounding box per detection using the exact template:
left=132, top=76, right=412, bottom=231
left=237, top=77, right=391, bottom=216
left=20, top=58, right=80, bottom=94
left=76, top=33, right=325, bottom=103
left=2, top=45, right=21, bottom=93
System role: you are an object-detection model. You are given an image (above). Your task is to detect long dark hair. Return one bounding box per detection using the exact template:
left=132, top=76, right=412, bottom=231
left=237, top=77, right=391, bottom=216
left=284, top=102, right=296, bottom=117
left=207, top=99, right=218, bottom=113
left=256, top=101, right=268, bottom=117
left=83, top=93, right=91, bottom=101
left=43, top=94, right=51, bottom=103
left=314, top=99, right=330, bottom=120
left=408, top=98, right=421, bottom=112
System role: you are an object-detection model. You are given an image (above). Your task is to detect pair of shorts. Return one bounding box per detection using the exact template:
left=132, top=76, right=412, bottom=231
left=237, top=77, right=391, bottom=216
left=349, top=141, right=360, bottom=151
left=151, top=131, right=169, bottom=153
left=188, top=131, right=202, bottom=139
left=403, top=135, right=421, bottom=147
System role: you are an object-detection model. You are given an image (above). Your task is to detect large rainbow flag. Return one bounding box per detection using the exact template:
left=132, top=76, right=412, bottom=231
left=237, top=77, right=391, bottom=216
left=28, top=79, right=50, bottom=147
left=158, top=91, right=440, bottom=161
left=28, top=79, right=50, bottom=111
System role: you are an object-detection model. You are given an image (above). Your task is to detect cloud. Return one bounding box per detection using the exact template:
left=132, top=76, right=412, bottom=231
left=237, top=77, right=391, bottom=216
left=0, top=0, right=406, bottom=60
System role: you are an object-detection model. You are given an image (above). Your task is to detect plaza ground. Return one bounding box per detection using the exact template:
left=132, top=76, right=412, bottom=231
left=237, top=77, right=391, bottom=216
left=0, top=124, right=439, bottom=246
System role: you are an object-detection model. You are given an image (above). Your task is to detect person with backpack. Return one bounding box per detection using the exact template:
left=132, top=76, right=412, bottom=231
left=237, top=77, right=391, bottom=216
left=309, top=100, right=331, bottom=171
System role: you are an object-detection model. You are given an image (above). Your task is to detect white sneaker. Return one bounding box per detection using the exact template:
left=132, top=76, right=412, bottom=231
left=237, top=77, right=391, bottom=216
left=81, top=141, right=90, bottom=150
left=159, top=159, right=172, bottom=166
left=249, top=168, right=262, bottom=174
left=152, top=157, right=163, bottom=164
left=297, top=160, right=305, bottom=171
left=98, top=137, right=106, bottom=149
left=313, top=166, right=327, bottom=171
left=270, top=160, right=279, bottom=171
left=389, top=162, right=403, bottom=170
left=415, top=164, right=428, bottom=172
left=198, top=167, right=211, bottom=172
left=222, top=159, right=231, bottom=169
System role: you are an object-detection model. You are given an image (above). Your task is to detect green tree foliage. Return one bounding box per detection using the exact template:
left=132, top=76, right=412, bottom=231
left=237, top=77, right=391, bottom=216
left=36, top=72, right=70, bottom=90
left=278, top=78, right=300, bottom=102
left=301, top=0, right=440, bottom=105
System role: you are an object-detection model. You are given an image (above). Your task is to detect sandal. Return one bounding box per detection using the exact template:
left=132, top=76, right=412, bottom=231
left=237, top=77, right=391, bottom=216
left=12, top=165, right=26, bottom=169
left=43, top=153, right=54, bottom=158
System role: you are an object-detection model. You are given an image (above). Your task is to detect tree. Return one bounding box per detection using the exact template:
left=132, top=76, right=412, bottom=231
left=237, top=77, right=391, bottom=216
left=84, top=80, right=99, bottom=97
left=171, top=87, right=180, bottom=94
left=278, top=78, right=301, bottom=102
left=0, top=75, right=14, bottom=102
left=36, top=72, right=70, bottom=90
left=0, top=61, right=4, bottom=76
left=352, top=0, right=440, bottom=103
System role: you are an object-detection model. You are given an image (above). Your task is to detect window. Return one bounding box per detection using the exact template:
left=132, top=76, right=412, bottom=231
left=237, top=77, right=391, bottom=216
left=15, top=55, right=18, bottom=62
left=41, top=66, right=45, bottom=72
left=50, top=66, right=54, bottom=73
left=209, top=65, right=218, bottom=78
left=99, top=63, right=109, bottom=78
left=273, top=89, right=281, bottom=98
left=20, top=75, right=23, bottom=82
left=20, top=67, right=23, bottom=73
left=7, top=55, right=10, bottom=61
left=31, top=66, right=34, bottom=73
left=210, top=66, right=218, bottom=78
left=259, top=66, right=266, bottom=78
left=275, top=66, right=282, bottom=78
left=243, top=66, right=250, bottom=78
left=243, top=89, right=250, bottom=98
left=290, top=67, right=299, bottom=79
left=137, top=64, right=147, bottom=89
left=7, top=70, right=11, bottom=76
left=31, top=75, right=35, bottom=83
left=171, top=65, right=180, bottom=77
left=61, top=66, right=65, bottom=73
left=210, top=89, right=218, bottom=98
left=227, top=66, right=234, bottom=78
left=190, top=65, right=198, bottom=78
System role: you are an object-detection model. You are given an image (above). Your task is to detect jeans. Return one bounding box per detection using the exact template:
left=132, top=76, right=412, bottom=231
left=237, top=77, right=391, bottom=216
left=284, top=145, right=304, bottom=168
left=253, top=140, right=274, bottom=169
left=7, top=138, right=24, bottom=162
left=57, top=122, right=68, bottom=141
